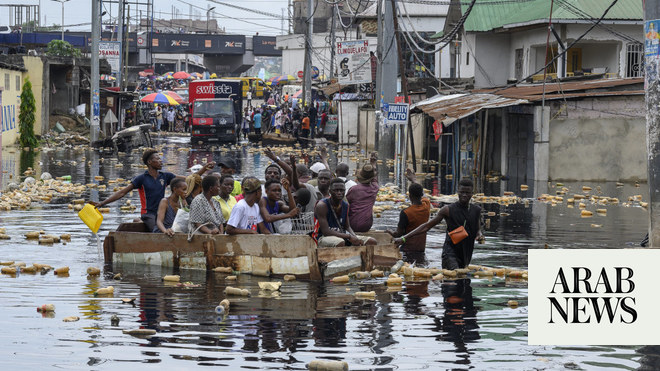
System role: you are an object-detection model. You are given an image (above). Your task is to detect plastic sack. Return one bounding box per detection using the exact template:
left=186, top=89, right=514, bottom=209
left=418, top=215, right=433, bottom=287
left=172, top=208, right=189, bottom=233
left=273, top=218, right=292, bottom=234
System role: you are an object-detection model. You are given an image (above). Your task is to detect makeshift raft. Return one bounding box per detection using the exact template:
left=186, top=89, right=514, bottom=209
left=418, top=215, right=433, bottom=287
left=103, top=223, right=400, bottom=281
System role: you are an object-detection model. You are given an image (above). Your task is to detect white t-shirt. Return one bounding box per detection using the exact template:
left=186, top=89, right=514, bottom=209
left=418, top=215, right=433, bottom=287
left=227, top=199, right=263, bottom=231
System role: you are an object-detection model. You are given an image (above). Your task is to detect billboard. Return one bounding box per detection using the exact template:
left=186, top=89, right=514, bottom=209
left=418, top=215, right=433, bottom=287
left=99, top=41, right=121, bottom=73
left=150, top=34, right=245, bottom=54
left=336, top=40, right=371, bottom=85
left=253, top=36, right=281, bottom=56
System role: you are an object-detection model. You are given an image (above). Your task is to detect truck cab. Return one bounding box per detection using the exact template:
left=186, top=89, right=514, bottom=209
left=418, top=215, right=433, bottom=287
left=188, top=79, right=242, bottom=144
left=191, top=98, right=237, bottom=143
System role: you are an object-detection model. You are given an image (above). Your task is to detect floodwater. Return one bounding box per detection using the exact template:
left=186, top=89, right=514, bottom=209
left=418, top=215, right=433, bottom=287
left=0, top=134, right=651, bottom=369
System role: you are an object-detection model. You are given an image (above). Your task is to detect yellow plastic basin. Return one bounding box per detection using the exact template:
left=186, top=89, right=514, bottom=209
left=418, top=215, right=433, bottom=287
left=78, top=204, right=103, bottom=234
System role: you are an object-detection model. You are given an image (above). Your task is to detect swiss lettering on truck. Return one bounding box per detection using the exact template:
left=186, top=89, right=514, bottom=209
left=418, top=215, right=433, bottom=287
left=188, top=79, right=242, bottom=144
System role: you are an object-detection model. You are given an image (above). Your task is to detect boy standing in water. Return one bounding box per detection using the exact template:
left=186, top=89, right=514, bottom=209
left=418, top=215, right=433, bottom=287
left=394, top=178, right=484, bottom=269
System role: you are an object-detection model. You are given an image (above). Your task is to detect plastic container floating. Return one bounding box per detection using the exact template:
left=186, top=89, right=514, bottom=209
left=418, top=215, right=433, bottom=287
left=78, top=204, right=103, bottom=233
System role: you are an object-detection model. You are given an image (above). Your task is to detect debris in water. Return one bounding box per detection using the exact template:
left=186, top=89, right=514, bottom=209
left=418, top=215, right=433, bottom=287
left=224, top=286, right=250, bottom=296
left=162, top=275, right=180, bottom=282
left=258, top=281, right=282, bottom=291
left=62, top=316, right=80, bottom=322
left=94, top=286, right=114, bottom=296
left=37, top=304, right=55, bottom=312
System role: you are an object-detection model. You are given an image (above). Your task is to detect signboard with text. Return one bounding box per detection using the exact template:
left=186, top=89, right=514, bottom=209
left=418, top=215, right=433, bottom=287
left=383, top=103, right=409, bottom=126
left=99, top=41, right=121, bottom=73
left=336, top=40, right=371, bottom=85
left=253, top=36, right=281, bottom=56
left=150, top=34, right=245, bottom=54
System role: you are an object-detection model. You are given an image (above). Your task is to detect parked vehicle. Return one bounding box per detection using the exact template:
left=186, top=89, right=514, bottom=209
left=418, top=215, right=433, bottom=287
left=188, top=79, right=242, bottom=143
left=222, top=76, right=270, bottom=99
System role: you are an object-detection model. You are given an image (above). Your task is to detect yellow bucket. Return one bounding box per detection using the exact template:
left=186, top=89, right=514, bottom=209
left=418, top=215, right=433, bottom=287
left=78, top=203, right=103, bottom=234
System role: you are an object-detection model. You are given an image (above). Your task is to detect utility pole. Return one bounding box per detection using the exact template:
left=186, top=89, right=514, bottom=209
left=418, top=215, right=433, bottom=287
left=329, top=4, right=336, bottom=79
left=117, top=0, right=124, bottom=90
left=302, top=0, right=313, bottom=108
left=390, top=0, right=416, bottom=172
left=645, top=1, right=660, bottom=248
left=375, top=0, right=398, bottom=158
left=91, top=0, right=100, bottom=142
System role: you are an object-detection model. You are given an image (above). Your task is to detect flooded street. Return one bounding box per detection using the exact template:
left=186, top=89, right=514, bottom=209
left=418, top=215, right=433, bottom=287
left=0, top=135, right=649, bottom=370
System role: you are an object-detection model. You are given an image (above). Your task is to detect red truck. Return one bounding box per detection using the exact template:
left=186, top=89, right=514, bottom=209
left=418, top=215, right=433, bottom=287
left=188, top=79, right=243, bottom=144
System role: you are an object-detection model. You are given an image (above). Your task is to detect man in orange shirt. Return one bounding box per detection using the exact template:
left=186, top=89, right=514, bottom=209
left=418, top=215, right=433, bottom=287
left=301, top=113, right=311, bottom=139
left=387, top=169, right=431, bottom=253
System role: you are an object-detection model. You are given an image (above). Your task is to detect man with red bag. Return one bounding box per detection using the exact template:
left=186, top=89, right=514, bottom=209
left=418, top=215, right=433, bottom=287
left=393, top=178, right=484, bottom=269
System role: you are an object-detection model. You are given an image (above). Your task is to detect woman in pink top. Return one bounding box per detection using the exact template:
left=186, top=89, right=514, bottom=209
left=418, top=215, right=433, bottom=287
left=346, top=153, right=379, bottom=232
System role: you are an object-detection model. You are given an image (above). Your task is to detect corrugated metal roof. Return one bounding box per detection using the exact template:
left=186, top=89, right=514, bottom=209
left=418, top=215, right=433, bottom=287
left=476, top=77, right=643, bottom=101
left=412, top=93, right=528, bottom=122
left=464, top=0, right=642, bottom=32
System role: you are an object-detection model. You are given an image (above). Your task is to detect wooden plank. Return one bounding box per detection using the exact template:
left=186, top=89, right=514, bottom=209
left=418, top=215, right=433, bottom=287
left=214, top=234, right=313, bottom=258
left=116, top=222, right=149, bottom=232
left=373, top=244, right=402, bottom=259
left=110, top=233, right=315, bottom=258
left=317, top=246, right=366, bottom=264
left=307, top=244, right=322, bottom=281
left=362, top=231, right=392, bottom=245
left=103, top=234, right=115, bottom=263
left=362, top=245, right=374, bottom=271
left=113, top=233, right=209, bottom=254
left=203, top=240, right=215, bottom=269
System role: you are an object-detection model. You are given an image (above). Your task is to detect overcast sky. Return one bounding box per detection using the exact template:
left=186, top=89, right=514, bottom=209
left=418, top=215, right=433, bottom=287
left=1, top=0, right=290, bottom=35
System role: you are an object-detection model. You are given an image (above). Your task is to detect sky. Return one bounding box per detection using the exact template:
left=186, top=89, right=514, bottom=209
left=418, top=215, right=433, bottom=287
left=1, top=0, right=290, bottom=36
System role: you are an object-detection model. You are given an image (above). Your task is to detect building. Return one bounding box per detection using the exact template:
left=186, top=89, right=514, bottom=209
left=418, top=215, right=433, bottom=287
left=446, top=0, right=643, bottom=88
left=413, top=78, right=644, bottom=194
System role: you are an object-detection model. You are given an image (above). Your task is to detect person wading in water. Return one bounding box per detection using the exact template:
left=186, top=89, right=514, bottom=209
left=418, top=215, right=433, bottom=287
left=394, top=178, right=484, bottom=269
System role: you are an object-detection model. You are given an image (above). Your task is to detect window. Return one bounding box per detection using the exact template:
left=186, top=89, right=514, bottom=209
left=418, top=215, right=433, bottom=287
left=4, top=74, right=9, bottom=90
left=466, top=52, right=470, bottom=65
left=15, top=75, right=20, bottom=91
left=515, top=48, right=524, bottom=79
left=626, top=43, right=643, bottom=78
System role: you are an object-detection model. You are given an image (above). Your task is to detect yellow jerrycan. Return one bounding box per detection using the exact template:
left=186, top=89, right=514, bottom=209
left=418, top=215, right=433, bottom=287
left=78, top=204, right=103, bottom=233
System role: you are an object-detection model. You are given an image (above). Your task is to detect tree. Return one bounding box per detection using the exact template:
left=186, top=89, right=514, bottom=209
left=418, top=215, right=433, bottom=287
left=45, top=40, right=81, bottom=58
left=18, top=77, right=38, bottom=148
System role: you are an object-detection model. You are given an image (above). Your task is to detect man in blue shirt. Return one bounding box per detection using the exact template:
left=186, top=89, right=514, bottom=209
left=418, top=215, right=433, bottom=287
left=94, top=149, right=213, bottom=232
left=253, top=110, right=262, bottom=134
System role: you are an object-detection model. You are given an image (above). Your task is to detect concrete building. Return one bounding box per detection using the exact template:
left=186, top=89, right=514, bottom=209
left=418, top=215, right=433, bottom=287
left=0, top=55, right=112, bottom=146
left=447, top=0, right=643, bottom=88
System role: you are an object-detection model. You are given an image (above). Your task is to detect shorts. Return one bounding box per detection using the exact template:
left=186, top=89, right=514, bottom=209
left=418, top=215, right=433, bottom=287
left=317, top=235, right=372, bottom=247
left=141, top=213, right=157, bottom=232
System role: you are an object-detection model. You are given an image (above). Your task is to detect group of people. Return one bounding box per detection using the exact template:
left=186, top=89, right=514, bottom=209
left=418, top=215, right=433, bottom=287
left=149, top=104, right=188, bottom=133
left=242, top=102, right=329, bottom=140
left=94, top=146, right=484, bottom=269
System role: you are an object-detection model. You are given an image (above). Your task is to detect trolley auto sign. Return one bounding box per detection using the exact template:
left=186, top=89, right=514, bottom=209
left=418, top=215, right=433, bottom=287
left=336, top=40, right=371, bottom=85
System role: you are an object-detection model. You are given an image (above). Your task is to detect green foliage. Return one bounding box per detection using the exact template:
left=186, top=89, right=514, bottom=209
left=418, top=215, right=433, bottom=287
left=18, top=77, right=38, bottom=148
left=45, top=40, right=81, bottom=58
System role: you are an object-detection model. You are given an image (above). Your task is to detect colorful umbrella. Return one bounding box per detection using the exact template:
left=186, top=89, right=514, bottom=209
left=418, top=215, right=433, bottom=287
left=269, top=74, right=298, bottom=86
left=173, top=71, right=191, bottom=79
left=100, top=74, right=116, bottom=81
left=140, top=92, right=180, bottom=105
left=191, top=72, right=203, bottom=79
left=162, top=71, right=174, bottom=77
left=162, top=91, right=185, bottom=104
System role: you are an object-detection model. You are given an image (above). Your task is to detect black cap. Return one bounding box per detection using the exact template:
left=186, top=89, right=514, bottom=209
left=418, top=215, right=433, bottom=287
left=218, top=157, right=237, bottom=170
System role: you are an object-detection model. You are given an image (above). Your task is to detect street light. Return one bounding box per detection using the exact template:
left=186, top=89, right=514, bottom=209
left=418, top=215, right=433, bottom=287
left=51, top=0, right=70, bottom=41
left=206, top=7, right=216, bottom=34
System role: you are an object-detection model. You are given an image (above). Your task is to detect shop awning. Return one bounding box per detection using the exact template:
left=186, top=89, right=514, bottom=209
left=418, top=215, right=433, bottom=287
left=411, top=93, right=528, bottom=125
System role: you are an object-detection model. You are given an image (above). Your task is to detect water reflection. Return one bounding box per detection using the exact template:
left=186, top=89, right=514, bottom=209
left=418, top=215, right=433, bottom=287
left=435, top=279, right=480, bottom=345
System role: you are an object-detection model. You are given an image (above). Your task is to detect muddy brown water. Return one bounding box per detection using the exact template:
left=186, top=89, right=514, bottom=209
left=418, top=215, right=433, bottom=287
left=0, top=135, right=650, bottom=369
